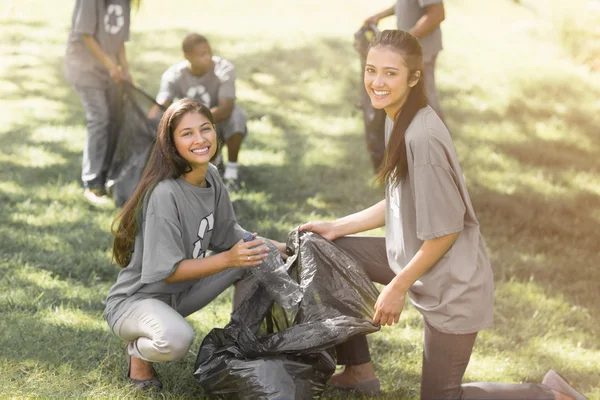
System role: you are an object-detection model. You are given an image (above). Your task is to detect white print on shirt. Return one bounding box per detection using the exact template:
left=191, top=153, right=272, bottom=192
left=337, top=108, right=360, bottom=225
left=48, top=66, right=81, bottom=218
left=192, top=213, right=214, bottom=259
left=104, top=4, right=125, bottom=35
left=186, top=85, right=211, bottom=108
left=389, top=185, right=400, bottom=219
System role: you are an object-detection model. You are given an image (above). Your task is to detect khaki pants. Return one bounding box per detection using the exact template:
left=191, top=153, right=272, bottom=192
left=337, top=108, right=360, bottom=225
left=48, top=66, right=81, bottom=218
left=111, top=268, right=255, bottom=363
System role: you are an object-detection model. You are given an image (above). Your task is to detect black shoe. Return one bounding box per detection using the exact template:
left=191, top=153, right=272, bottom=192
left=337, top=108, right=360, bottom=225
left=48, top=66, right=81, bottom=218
left=126, top=349, right=162, bottom=391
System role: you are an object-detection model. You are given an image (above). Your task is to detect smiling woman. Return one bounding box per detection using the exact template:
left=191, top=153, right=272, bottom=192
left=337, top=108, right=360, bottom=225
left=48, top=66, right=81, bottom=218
left=104, top=98, right=287, bottom=391
left=172, top=112, right=218, bottom=187
left=300, top=30, right=587, bottom=400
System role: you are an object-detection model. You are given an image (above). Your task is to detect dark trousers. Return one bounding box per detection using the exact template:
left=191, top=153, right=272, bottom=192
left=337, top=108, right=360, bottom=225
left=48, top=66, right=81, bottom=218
left=333, top=236, right=554, bottom=400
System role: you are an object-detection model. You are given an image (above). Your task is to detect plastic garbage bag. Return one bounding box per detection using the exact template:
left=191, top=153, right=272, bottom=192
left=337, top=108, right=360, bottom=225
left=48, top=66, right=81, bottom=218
left=107, top=82, right=164, bottom=207
left=354, top=24, right=387, bottom=171
left=194, top=229, right=380, bottom=399
left=243, top=232, right=303, bottom=309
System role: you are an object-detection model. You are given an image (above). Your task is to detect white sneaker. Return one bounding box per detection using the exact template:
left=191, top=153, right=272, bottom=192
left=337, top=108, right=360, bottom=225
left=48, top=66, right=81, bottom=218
left=224, top=162, right=239, bottom=181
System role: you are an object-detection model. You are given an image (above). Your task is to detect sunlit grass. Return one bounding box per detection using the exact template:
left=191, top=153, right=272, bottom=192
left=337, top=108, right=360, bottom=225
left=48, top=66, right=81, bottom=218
left=0, top=0, right=599, bottom=398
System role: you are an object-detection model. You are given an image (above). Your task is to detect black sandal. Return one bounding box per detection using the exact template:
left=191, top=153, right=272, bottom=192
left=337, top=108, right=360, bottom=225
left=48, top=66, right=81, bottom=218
left=126, top=348, right=163, bottom=391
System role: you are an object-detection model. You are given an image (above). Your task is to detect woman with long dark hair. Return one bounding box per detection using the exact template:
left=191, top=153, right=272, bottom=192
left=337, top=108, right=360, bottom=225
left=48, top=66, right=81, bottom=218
left=301, top=30, right=586, bottom=400
left=104, top=99, right=285, bottom=390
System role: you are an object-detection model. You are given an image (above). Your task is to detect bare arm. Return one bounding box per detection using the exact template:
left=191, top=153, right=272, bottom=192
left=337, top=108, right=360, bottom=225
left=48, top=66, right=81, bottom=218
left=409, top=3, right=445, bottom=38
left=117, top=43, right=132, bottom=82
left=373, top=231, right=460, bottom=325
left=300, top=200, right=386, bottom=241
left=148, top=101, right=171, bottom=120
left=163, top=237, right=269, bottom=283
left=82, top=34, right=122, bottom=82
left=391, top=232, right=458, bottom=292
left=82, top=35, right=118, bottom=72
left=331, top=200, right=386, bottom=237
left=364, top=5, right=396, bottom=25
left=210, top=98, right=234, bottom=123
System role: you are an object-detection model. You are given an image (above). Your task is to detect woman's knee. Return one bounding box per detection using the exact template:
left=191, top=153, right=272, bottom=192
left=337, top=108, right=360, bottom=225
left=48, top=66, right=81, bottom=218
left=151, top=321, right=195, bottom=361
left=155, top=322, right=194, bottom=361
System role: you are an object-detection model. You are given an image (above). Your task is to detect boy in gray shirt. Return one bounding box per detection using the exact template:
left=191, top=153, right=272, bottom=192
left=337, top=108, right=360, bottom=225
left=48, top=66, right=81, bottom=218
left=64, top=0, right=134, bottom=203
left=149, top=33, right=248, bottom=183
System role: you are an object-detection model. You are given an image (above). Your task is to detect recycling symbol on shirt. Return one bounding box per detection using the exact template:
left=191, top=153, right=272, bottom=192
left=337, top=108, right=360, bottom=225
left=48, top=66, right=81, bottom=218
left=104, top=4, right=125, bottom=35
left=186, top=85, right=211, bottom=108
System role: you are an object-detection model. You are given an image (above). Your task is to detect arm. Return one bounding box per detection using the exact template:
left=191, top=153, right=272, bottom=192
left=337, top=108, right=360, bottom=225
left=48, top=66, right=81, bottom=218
left=409, top=3, right=445, bottom=38
left=209, top=97, right=234, bottom=123
left=373, top=231, right=459, bottom=325
left=299, top=199, right=386, bottom=240
left=148, top=69, right=176, bottom=119
left=148, top=101, right=170, bottom=120
left=364, top=5, right=396, bottom=25
left=164, top=236, right=269, bottom=283
left=82, top=34, right=122, bottom=82
left=117, top=43, right=132, bottom=82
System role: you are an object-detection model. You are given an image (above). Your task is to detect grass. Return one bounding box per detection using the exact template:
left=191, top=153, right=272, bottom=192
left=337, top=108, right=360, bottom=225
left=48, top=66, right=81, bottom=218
left=0, top=0, right=599, bottom=398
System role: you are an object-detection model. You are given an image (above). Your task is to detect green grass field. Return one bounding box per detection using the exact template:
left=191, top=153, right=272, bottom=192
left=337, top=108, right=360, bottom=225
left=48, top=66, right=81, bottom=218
left=1, top=0, right=599, bottom=398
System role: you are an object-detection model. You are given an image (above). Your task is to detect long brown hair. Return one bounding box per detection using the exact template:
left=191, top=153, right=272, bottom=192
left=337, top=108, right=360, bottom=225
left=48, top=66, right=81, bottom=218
left=111, top=99, right=217, bottom=267
left=371, top=30, right=428, bottom=186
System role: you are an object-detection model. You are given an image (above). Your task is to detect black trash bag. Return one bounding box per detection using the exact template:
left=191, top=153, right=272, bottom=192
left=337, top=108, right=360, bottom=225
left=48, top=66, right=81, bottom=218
left=242, top=232, right=303, bottom=310
left=194, top=229, right=380, bottom=399
left=354, top=24, right=387, bottom=171
left=107, top=82, right=164, bottom=207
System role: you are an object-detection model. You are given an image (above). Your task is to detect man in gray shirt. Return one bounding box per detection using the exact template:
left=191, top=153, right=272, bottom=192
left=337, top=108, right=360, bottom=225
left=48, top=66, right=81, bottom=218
left=365, top=1, right=446, bottom=120
left=149, top=33, right=248, bottom=183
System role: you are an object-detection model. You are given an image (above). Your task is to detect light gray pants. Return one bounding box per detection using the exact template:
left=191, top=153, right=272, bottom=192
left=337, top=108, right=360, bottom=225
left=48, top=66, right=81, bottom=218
left=73, top=83, right=119, bottom=189
left=424, top=55, right=445, bottom=123
left=111, top=267, right=255, bottom=363
left=216, top=104, right=248, bottom=141
left=334, top=236, right=554, bottom=400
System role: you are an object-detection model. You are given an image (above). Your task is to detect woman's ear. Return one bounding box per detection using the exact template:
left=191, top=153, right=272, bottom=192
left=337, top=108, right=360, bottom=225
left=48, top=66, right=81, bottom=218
left=409, top=70, right=421, bottom=88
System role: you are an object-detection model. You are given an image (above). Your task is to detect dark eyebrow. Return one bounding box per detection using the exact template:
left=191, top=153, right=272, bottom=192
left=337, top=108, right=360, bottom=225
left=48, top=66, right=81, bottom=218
left=365, top=63, right=400, bottom=71
left=178, top=121, right=211, bottom=133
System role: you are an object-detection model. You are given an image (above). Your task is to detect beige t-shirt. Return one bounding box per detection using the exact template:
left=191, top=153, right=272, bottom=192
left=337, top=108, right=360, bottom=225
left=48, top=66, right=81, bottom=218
left=385, top=106, right=494, bottom=334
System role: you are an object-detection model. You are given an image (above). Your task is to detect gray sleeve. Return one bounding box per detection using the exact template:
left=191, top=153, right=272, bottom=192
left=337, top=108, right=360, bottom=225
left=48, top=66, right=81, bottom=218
left=216, top=63, right=236, bottom=99
left=140, top=214, right=186, bottom=283
left=72, top=0, right=97, bottom=36
left=208, top=168, right=245, bottom=252
left=156, top=68, right=177, bottom=105
left=419, top=0, right=443, bottom=7
left=413, top=164, right=465, bottom=241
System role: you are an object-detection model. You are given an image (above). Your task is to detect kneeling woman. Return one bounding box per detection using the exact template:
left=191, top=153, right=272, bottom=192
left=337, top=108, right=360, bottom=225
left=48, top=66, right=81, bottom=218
left=301, top=30, right=586, bottom=400
left=105, top=99, right=284, bottom=390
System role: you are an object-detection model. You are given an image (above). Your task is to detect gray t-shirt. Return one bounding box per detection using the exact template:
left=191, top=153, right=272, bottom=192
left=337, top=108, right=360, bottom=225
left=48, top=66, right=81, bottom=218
left=384, top=107, right=494, bottom=334
left=156, top=57, right=236, bottom=107
left=395, top=0, right=443, bottom=62
left=64, top=0, right=131, bottom=87
left=104, top=164, right=245, bottom=326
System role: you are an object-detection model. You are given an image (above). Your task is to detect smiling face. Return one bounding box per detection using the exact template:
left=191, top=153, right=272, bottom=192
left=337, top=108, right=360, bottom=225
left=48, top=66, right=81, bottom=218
left=364, top=45, right=420, bottom=119
left=173, top=111, right=217, bottom=169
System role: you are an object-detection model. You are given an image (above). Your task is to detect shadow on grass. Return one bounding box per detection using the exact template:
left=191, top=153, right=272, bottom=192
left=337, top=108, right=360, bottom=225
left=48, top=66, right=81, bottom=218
left=1, top=19, right=599, bottom=397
